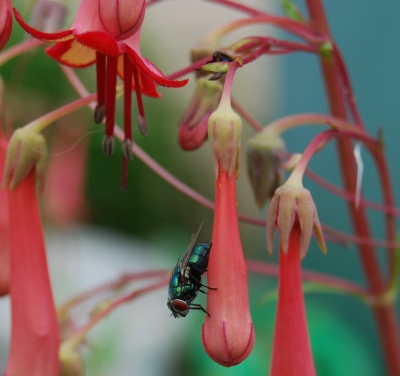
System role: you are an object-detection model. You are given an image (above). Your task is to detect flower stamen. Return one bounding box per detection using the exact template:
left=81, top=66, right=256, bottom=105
left=132, top=64, right=147, bottom=137
left=94, top=51, right=106, bottom=124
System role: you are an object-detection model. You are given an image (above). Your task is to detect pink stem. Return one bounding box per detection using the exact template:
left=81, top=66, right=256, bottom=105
left=0, top=38, right=44, bottom=66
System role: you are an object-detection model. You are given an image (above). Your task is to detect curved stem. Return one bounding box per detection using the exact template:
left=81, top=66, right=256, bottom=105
left=58, top=270, right=169, bottom=320
left=65, top=279, right=168, bottom=350
left=0, top=39, right=44, bottom=67
left=305, top=1, right=400, bottom=374
left=288, top=129, right=377, bottom=184
left=25, top=94, right=97, bottom=133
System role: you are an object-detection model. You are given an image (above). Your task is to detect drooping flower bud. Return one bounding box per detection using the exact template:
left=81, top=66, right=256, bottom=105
left=0, top=0, right=12, bottom=50
left=208, top=101, right=242, bottom=178
left=266, top=181, right=326, bottom=259
left=270, top=219, right=316, bottom=376
left=99, top=0, right=146, bottom=41
left=202, top=170, right=255, bottom=366
left=247, top=130, right=286, bottom=209
left=2, top=127, right=47, bottom=190
left=178, top=78, right=223, bottom=150
left=6, top=170, right=60, bottom=375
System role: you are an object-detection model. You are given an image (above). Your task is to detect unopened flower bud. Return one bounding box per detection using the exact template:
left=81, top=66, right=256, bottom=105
left=178, top=78, right=223, bottom=150
left=99, top=0, right=146, bottom=41
left=202, top=171, right=255, bottom=366
left=59, top=342, right=84, bottom=376
left=0, top=0, right=12, bottom=50
left=266, top=182, right=326, bottom=259
left=208, top=103, right=242, bottom=178
left=247, top=131, right=286, bottom=209
left=2, top=127, right=47, bottom=190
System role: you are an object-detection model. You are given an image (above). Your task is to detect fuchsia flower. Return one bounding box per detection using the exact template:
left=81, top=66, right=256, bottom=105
left=267, top=181, right=326, bottom=375
left=14, top=0, right=187, bottom=171
left=202, top=61, right=255, bottom=366
left=202, top=169, right=255, bottom=366
left=0, top=0, right=12, bottom=50
left=270, top=220, right=316, bottom=376
left=5, top=170, right=60, bottom=376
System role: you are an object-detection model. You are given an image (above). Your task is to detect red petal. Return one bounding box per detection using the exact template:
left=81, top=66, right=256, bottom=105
left=75, top=31, right=121, bottom=56
left=117, top=56, right=161, bottom=98
left=13, top=8, right=73, bottom=42
left=126, top=46, right=188, bottom=88
left=46, top=39, right=96, bottom=67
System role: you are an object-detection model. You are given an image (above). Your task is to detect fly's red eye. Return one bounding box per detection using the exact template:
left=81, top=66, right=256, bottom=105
left=172, top=299, right=188, bottom=311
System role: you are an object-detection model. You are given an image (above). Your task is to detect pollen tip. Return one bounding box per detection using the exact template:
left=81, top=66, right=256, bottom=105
left=102, top=135, right=114, bottom=156
left=122, top=139, right=133, bottom=160
left=137, top=115, right=148, bottom=137
left=94, top=104, right=106, bottom=124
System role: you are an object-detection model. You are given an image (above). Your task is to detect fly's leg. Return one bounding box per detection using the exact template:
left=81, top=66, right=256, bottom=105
left=189, top=303, right=211, bottom=317
left=189, top=272, right=217, bottom=291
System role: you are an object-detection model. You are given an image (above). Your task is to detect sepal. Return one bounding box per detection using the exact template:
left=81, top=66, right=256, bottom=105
left=2, top=127, right=47, bottom=190
left=266, top=182, right=326, bottom=258
left=208, top=103, right=242, bottom=178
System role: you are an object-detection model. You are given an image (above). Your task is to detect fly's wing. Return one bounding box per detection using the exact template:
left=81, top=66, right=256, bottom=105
left=180, top=222, right=204, bottom=278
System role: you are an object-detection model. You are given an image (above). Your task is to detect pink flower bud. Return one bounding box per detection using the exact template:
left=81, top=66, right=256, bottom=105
left=270, top=220, right=316, bottom=376
left=99, top=0, right=146, bottom=41
left=178, top=78, right=222, bottom=151
left=5, top=170, right=60, bottom=375
left=247, top=131, right=286, bottom=209
left=202, top=170, right=255, bottom=366
left=0, top=0, right=12, bottom=50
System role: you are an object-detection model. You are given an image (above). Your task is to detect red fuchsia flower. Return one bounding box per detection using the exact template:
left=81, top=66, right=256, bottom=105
left=5, top=169, right=60, bottom=376
left=266, top=179, right=326, bottom=376
left=202, top=61, right=255, bottom=366
left=178, top=77, right=222, bottom=151
left=0, top=0, right=12, bottom=50
left=14, top=0, right=187, bottom=182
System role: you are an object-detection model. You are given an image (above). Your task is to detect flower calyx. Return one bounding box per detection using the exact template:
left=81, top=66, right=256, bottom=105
left=247, top=130, right=286, bottom=209
left=266, top=180, right=326, bottom=259
left=2, top=127, right=47, bottom=190
left=208, top=102, right=242, bottom=179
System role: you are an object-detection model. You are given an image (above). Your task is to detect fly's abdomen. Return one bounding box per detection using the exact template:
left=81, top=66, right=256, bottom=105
left=188, top=243, right=211, bottom=276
